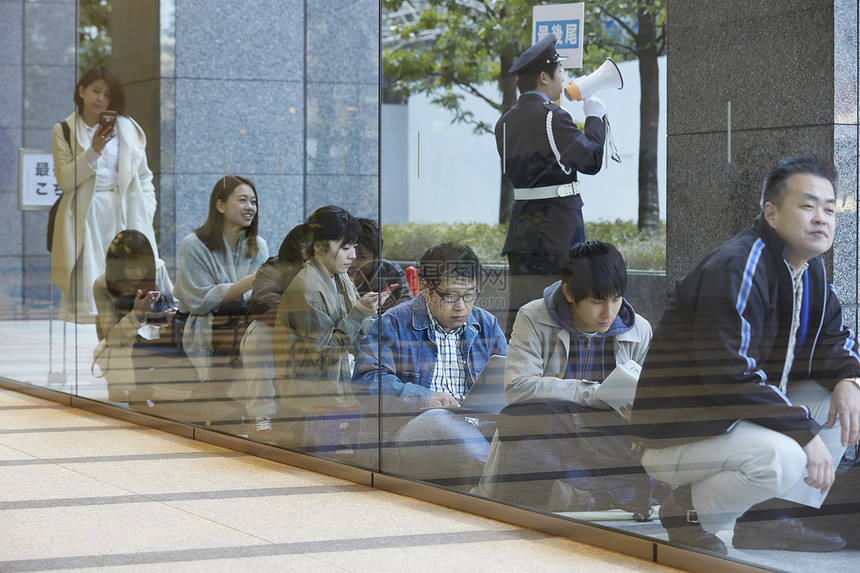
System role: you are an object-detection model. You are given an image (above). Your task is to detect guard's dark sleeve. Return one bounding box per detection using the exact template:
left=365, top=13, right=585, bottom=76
left=550, top=111, right=605, bottom=176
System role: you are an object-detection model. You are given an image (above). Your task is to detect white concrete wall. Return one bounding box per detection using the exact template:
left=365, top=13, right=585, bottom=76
left=382, top=56, right=666, bottom=225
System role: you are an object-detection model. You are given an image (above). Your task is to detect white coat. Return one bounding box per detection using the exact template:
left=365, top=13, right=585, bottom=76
left=50, top=112, right=158, bottom=294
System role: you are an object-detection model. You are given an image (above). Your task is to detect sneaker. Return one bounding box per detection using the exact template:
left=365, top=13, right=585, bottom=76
left=547, top=480, right=603, bottom=512
left=255, top=415, right=273, bottom=432
left=248, top=416, right=273, bottom=442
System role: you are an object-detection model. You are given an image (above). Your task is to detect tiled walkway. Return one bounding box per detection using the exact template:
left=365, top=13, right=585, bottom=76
left=0, top=387, right=680, bottom=572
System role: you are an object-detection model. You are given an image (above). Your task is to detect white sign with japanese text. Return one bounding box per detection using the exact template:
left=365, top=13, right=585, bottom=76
left=532, top=2, right=585, bottom=68
left=18, top=149, right=61, bottom=211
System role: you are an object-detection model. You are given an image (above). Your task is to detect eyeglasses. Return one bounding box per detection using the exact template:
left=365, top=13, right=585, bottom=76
left=433, top=290, right=480, bottom=304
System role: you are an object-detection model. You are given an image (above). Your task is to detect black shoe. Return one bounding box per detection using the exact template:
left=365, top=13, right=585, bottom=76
left=732, top=516, right=846, bottom=552
left=659, top=486, right=728, bottom=555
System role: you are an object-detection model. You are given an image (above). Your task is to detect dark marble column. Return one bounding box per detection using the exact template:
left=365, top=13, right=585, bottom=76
left=667, top=0, right=858, bottom=331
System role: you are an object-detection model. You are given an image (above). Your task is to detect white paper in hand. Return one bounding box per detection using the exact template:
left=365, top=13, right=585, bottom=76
left=594, top=360, right=641, bottom=414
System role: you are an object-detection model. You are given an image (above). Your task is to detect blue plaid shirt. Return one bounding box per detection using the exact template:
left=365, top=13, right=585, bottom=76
left=427, top=311, right=467, bottom=401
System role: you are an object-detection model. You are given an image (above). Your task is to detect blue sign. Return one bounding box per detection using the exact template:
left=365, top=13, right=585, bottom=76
left=535, top=19, right=581, bottom=50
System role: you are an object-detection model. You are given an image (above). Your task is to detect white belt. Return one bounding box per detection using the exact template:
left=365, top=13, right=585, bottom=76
left=95, top=183, right=119, bottom=193
left=513, top=182, right=580, bottom=201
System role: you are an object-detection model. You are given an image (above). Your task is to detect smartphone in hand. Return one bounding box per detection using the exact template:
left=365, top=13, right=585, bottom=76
left=146, top=291, right=169, bottom=320
left=382, top=283, right=399, bottom=296
left=99, top=110, right=117, bottom=127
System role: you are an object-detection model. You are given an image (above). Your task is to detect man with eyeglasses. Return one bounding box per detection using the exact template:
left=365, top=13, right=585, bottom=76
left=352, top=241, right=507, bottom=489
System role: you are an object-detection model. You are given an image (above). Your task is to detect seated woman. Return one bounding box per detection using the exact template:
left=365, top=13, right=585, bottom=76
left=240, top=223, right=307, bottom=440
left=172, top=175, right=268, bottom=424
left=273, top=206, right=390, bottom=457
left=92, top=230, right=175, bottom=404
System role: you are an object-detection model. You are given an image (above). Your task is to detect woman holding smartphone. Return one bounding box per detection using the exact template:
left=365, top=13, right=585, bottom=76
left=51, top=66, right=161, bottom=323
left=172, top=175, right=268, bottom=422
left=273, top=205, right=390, bottom=456
left=93, top=230, right=176, bottom=404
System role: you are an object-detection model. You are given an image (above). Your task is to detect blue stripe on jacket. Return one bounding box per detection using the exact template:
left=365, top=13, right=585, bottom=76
left=735, top=239, right=767, bottom=382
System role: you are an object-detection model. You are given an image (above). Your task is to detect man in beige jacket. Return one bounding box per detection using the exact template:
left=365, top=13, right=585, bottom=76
left=479, top=241, right=652, bottom=517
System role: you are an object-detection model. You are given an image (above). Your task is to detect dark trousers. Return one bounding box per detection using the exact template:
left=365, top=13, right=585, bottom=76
left=487, top=399, right=652, bottom=513
left=505, top=252, right=562, bottom=338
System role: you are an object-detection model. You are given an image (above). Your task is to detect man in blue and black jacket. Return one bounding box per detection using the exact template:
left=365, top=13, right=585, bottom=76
left=631, top=156, right=860, bottom=554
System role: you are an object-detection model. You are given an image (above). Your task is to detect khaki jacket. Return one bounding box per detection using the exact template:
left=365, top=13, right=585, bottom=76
left=274, top=258, right=373, bottom=410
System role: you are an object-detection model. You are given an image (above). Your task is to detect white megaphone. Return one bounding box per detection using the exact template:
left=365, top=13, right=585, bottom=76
left=563, top=58, right=624, bottom=101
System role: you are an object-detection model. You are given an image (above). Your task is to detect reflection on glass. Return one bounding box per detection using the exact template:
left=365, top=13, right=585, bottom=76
left=171, top=176, right=267, bottom=428
left=631, top=157, right=856, bottom=556
left=93, top=230, right=178, bottom=404
left=8, top=2, right=859, bottom=571
left=51, top=66, right=162, bottom=324
left=352, top=241, right=507, bottom=488
left=272, top=206, right=378, bottom=460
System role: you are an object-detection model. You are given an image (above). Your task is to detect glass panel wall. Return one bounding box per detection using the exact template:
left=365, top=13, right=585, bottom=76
left=2, top=2, right=857, bottom=573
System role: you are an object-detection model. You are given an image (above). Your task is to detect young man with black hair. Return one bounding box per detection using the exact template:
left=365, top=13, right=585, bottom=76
left=477, top=241, right=652, bottom=515
left=352, top=241, right=507, bottom=488
left=348, top=217, right=412, bottom=312
left=631, top=156, right=860, bottom=554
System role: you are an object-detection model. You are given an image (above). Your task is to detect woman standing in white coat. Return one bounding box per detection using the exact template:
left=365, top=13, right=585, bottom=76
left=51, top=66, right=160, bottom=323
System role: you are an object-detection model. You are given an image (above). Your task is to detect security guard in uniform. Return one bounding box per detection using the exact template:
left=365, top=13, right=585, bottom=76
left=495, top=35, right=607, bottom=335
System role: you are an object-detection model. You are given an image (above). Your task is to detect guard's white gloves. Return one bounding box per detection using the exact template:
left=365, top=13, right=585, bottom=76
left=583, top=95, right=607, bottom=119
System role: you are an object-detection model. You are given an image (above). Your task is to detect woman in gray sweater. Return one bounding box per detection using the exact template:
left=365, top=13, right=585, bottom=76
left=173, top=175, right=268, bottom=424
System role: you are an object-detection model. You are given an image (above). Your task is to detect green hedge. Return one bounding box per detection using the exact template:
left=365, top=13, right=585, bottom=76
left=382, top=220, right=666, bottom=271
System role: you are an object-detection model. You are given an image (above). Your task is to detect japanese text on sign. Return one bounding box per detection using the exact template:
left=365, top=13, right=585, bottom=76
left=536, top=20, right=580, bottom=50
left=533, top=2, right=584, bottom=68
left=18, top=149, right=61, bottom=211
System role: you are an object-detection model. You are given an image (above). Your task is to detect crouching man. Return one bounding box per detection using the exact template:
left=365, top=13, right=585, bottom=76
left=631, top=157, right=860, bottom=554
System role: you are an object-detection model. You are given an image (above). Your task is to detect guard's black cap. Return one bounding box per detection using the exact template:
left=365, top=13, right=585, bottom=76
left=509, top=35, right=568, bottom=75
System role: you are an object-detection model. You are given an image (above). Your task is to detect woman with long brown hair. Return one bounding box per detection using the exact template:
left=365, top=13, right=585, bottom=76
left=51, top=66, right=161, bottom=323
left=173, top=175, right=268, bottom=420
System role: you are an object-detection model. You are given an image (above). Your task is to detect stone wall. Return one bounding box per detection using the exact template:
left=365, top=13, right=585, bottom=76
left=111, top=0, right=380, bottom=268
left=0, top=0, right=76, bottom=317
left=667, top=0, right=858, bottom=331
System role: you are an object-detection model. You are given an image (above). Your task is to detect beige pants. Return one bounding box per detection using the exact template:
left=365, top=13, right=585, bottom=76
left=641, top=379, right=845, bottom=533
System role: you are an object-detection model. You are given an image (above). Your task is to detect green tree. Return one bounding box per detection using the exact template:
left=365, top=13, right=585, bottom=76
left=79, top=0, right=111, bottom=72
left=587, top=1, right=665, bottom=234
left=383, top=0, right=665, bottom=233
